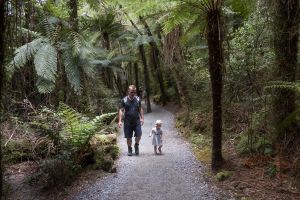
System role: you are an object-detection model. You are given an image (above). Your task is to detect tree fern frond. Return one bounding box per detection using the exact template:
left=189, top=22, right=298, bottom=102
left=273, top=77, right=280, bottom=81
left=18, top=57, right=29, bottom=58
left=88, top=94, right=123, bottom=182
left=62, top=51, right=82, bottom=94
left=162, top=5, right=198, bottom=34
left=34, top=43, right=58, bottom=82
left=36, top=77, right=56, bottom=93
left=69, top=31, right=86, bottom=55
left=264, top=81, right=300, bottom=93
left=134, top=35, right=153, bottom=46
left=90, top=59, right=112, bottom=67
left=6, top=38, right=46, bottom=78
left=18, top=27, right=42, bottom=38
left=111, top=55, right=135, bottom=63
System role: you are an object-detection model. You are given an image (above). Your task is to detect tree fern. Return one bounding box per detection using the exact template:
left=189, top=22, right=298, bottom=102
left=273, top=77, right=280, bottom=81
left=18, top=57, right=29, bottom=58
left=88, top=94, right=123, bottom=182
left=36, top=77, right=56, bottom=93
left=6, top=38, right=46, bottom=77
left=62, top=50, right=82, bottom=93
left=34, top=43, right=58, bottom=82
left=264, top=81, right=300, bottom=94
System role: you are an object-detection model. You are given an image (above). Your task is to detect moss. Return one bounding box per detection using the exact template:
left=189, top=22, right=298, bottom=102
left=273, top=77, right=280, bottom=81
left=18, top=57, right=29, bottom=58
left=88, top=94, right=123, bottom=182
left=193, top=146, right=211, bottom=164
left=216, top=171, right=231, bottom=181
left=3, top=140, right=33, bottom=164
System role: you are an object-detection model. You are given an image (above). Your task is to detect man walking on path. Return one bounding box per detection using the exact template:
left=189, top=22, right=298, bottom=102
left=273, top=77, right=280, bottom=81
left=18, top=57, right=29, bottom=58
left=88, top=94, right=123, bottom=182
left=118, top=85, right=144, bottom=156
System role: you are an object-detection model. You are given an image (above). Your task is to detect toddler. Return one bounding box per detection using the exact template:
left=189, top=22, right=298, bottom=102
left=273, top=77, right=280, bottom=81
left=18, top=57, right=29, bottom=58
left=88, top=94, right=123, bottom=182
left=149, top=120, right=163, bottom=154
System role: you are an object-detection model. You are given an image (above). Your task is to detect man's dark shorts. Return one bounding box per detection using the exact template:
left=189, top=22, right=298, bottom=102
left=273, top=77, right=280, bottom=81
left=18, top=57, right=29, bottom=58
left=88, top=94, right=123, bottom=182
left=124, top=124, right=142, bottom=138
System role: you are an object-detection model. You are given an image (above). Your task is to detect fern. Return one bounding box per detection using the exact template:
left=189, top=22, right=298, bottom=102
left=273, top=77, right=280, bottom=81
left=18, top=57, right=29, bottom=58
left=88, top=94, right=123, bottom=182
left=58, top=103, right=117, bottom=147
left=62, top=50, right=82, bottom=93
left=134, top=35, right=153, bottom=46
left=34, top=43, right=58, bottom=82
left=6, top=38, right=46, bottom=77
left=264, top=81, right=300, bottom=93
left=36, top=77, right=56, bottom=93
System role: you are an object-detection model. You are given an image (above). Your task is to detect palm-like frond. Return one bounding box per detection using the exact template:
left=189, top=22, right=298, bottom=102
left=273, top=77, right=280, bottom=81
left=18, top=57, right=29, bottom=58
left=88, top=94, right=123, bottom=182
left=36, top=77, right=56, bottom=93
left=134, top=35, right=153, bottom=46
left=34, top=43, right=58, bottom=82
left=6, top=38, right=46, bottom=77
left=62, top=50, right=82, bottom=93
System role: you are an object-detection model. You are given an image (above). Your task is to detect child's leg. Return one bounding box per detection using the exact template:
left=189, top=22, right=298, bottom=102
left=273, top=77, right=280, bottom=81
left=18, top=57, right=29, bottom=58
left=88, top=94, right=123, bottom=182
left=158, top=145, right=162, bottom=154
left=154, top=145, right=157, bottom=154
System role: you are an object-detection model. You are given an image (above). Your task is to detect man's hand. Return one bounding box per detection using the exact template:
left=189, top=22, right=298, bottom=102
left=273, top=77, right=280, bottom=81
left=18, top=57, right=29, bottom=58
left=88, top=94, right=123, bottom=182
left=118, top=121, right=123, bottom=128
left=140, top=119, right=144, bottom=126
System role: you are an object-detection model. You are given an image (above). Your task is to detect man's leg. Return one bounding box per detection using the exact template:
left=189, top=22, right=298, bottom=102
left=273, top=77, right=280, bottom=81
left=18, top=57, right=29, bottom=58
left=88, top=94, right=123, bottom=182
left=134, top=124, right=142, bottom=155
left=124, top=125, right=133, bottom=156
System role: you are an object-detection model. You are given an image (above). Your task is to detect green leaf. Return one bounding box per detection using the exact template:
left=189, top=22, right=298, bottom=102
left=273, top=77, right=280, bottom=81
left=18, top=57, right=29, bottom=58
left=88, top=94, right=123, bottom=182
left=62, top=51, right=82, bottom=94
left=6, top=38, right=46, bottom=78
left=34, top=43, right=58, bottom=82
left=36, top=77, right=56, bottom=93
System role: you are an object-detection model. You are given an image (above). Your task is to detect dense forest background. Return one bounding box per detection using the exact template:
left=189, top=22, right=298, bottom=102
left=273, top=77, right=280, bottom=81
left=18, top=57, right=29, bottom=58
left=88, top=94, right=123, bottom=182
left=0, top=0, right=299, bottom=199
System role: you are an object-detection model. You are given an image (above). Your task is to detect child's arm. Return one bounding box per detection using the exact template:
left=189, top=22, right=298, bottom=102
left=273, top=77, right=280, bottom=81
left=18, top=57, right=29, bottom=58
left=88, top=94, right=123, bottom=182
left=160, top=130, right=163, bottom=140
left=149, top=128, right=153, bottom=137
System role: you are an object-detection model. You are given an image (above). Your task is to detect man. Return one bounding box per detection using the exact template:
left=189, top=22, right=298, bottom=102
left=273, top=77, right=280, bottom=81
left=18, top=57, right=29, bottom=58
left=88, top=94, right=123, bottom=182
left=118, top=85, right=144, bottom=156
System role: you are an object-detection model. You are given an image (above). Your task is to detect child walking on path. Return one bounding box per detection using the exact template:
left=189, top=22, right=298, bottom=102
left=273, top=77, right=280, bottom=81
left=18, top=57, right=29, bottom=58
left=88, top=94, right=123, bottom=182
left=149, top=120, right=163, bottom=155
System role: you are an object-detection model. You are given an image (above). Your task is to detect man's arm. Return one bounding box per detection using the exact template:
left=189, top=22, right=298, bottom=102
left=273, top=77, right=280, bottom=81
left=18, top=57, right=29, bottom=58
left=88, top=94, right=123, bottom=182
left=118, top=108, right=124, bottom=128
left=140, top=107, right=144, bottom=125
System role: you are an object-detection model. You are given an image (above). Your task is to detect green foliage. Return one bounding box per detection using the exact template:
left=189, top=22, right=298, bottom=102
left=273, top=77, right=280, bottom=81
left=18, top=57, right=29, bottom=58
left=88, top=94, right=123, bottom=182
left=58, top=103, right=117, bottom=148
left=24, top=104, right=118, bottom=188
left=28, top=153, right=81, bottom=188
left=266, top=163, right=277, bottom=178
left=216, top=171, right=231, bottom=181
left=237, top=132, right=272, bottom=155
left=3, top=140, right=32, bottom=164
left=264, top=81, right=300, bottom=94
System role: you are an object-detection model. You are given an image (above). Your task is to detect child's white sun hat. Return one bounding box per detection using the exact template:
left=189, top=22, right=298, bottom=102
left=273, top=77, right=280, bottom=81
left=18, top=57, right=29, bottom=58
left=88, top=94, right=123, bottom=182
left=155, top=120, right=162, bottom=125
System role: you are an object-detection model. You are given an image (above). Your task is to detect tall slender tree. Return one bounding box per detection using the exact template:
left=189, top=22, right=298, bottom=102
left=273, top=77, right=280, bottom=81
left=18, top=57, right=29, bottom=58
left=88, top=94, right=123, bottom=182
left=139, top=16, right=167, bottom=105
left=139, top=45, right=152, bottom=113
left=272, top=0, right=299, bottom=150
left=202, top=0, right=224, bottom=170
left=0, top=0, right=6, bottom=196
left=69, top=0, right=78, bottom=31
left=163, top=26, right=190, bottom=111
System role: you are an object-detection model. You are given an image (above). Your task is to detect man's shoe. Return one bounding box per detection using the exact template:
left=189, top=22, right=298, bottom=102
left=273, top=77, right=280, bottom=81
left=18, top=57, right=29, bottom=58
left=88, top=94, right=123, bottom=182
left=134, top=143, right=139, bottom=155
left=128, top=146, right=133, bottom=156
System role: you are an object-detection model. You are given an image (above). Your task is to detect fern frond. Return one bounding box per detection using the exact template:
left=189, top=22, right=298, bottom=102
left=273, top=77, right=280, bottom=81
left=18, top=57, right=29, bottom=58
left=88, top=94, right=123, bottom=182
left=264, top=81, right=300, bottom=93
left=92, top=112, right=118, bottom=126
left=134, top=35, right=153, bottom=46
left=62, top=51, right=82, bottom=93
left=6, top=38, right=46, bottom=78
left=36, top=77, right=56, bottom=93
left=18, top=27, right=42, bottom=38
left=34, top=43, right=58, bottom=82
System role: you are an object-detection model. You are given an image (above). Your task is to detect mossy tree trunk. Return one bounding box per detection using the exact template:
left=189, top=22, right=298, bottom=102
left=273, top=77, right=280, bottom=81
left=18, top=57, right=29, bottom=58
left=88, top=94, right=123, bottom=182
left=139, top=45, right=152, bottom=113
left=272, top=0, right=299, bottom=151
left=134, top=62, right=140, bottom=96
left=0, top=0, right=6, bottom=196
left=139, top=16, right=167, bottom=105
left=205, top=0, right=224, bottom=171
left=163, top=26, right=190, bottom=111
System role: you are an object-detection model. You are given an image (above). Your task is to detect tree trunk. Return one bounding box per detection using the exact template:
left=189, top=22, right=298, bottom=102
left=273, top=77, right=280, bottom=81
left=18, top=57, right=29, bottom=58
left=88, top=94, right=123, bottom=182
left=134, top=62, right=140, bottom=96
left=163, top=26, right=190, bottom=110
left=272, top=0, right=299, bottom=150
left=206, top=3, right=224, bottom=171
left=139, top=16, right=167, bottom=104
left=69, top=0, right=78, bottom=31
left=139, top=45, right=151, bottom=113
left=0, top=0, right=6, bottom=196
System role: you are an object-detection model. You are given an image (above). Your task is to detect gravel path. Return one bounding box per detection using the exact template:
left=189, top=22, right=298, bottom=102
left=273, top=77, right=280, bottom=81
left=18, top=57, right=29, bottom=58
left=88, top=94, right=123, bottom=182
left=73, top=104, right=234, bottom=200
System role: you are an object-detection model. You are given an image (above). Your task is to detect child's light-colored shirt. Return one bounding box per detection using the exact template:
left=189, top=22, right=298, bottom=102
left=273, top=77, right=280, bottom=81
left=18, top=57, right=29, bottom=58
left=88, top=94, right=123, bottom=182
left=150, top=127, right=163, bottom=146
